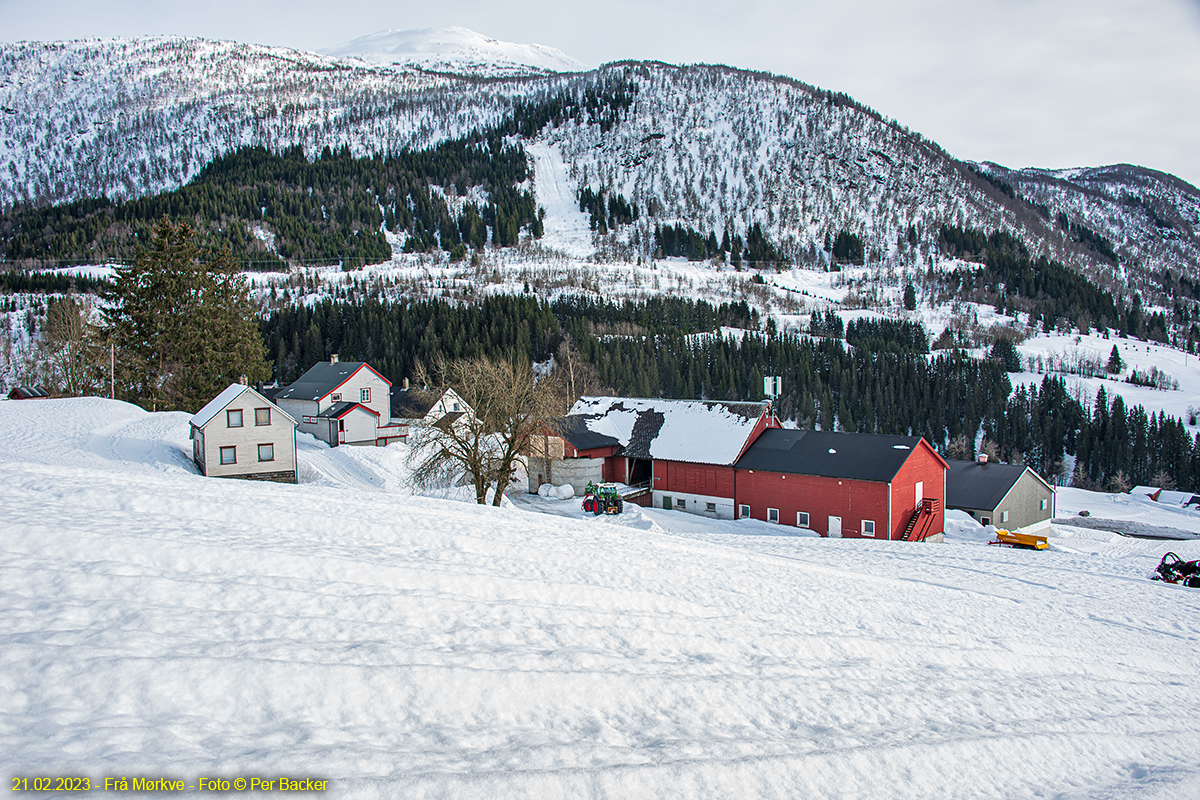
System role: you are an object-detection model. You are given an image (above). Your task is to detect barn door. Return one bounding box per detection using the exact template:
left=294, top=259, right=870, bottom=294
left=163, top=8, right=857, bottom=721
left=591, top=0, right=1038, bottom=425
left=828, top=515, right=842, bottom=538
left=915, top=481, right=924, bottom=505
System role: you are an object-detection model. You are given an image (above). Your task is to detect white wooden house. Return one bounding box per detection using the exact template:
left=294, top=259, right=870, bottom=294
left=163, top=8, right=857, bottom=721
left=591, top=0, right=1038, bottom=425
left=190, top=384, right=297, bottom=483
left=391, top=386, right=473, bottom=441
left=274, top=356, right=404, bottom=447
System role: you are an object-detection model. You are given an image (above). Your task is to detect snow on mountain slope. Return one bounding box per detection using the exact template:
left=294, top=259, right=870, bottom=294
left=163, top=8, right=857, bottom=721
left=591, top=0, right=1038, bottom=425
left=4, top=397, right=1200, bottom=798
left=318, top=26, right=585, bottom=77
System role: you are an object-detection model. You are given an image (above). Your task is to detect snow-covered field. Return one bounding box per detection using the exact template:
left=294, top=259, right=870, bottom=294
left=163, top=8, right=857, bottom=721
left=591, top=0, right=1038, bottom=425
left=4, top=397, right=1200, bottom=798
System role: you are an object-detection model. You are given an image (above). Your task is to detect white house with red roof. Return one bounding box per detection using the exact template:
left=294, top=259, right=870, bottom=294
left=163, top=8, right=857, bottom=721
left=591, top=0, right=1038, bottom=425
left=273, top=356, right=404, bottom=447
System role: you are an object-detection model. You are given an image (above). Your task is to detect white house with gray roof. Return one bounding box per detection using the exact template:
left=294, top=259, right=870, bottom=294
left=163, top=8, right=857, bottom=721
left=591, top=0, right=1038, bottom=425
left=190, top=384, right=297, bottom=483
left=274, top=356, right=403, bottom=447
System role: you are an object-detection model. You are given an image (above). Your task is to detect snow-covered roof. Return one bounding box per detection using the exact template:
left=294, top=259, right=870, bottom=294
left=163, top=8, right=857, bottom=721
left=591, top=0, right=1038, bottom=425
left=190, top=385, right=296, bottom=428
left=567, top=396, right=771, bottom=465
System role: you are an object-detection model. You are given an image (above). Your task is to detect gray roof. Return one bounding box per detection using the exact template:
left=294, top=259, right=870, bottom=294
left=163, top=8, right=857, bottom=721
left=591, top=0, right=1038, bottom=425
left=735, top=429, right=929, bottom=482
left=7, top=386, right=49, bottom=399
left=392, top=387, right=449, bottom=419
left=317, top=401, right=377, bottom=419
left=555, top=415, right=621, bottom=452
left=275, top=362, right=381, bottom=402
left=946, top=459, right=1047, bottom=511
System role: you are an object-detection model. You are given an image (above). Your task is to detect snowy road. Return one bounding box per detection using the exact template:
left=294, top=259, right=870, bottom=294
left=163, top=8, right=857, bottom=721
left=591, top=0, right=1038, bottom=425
left=3, top=399, right=1200, bottom=799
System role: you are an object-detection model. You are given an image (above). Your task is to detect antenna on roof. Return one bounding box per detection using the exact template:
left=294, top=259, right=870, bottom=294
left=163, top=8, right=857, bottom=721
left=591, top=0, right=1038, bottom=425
left=764, top=376, right=781, bottom=400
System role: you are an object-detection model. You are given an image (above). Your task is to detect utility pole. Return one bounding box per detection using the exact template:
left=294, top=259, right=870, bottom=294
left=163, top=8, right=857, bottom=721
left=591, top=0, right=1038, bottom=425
left=110, top=342, right=114, bottom=399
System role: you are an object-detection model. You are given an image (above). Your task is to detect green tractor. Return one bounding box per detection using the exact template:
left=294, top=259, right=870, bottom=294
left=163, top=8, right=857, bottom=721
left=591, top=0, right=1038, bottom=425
left=582, top=482, right=624, bottom=515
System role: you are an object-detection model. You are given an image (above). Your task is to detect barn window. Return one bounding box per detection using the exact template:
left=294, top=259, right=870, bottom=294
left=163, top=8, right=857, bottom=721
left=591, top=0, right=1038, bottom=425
left=739, top=504, right=750, bottom=519
left=767, top=508, right=780, bottom=523
left=862, top=520, right=876, bottom=537
left=255, top=407, right=271, bottom=426
left=226, top=409, right=243, bottom=428
left=361, top=388, right=371, bottom=403
left=797, top=511, right=810, bottom=527
left=677, top=499, right=686, bottom=510
left=258, top=443, right=274, bottom=462
left=706, top=502, right=717, bottom=513
left=220, top=446, right=236, bottom=465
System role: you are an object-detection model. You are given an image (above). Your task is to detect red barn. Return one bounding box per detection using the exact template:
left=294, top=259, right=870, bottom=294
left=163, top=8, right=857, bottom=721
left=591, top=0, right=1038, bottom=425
left=565, top=397, right=780, bottom=518
left=734, top=429, right=948, bottom=541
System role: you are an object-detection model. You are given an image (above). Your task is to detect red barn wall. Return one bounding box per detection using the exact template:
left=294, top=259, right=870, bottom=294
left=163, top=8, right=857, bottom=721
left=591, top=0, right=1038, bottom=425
left=889, top=440, right=947, bottom=539
left=655, top=460, right=737, bottom=498
left=735, top=471, right=891, bottom=537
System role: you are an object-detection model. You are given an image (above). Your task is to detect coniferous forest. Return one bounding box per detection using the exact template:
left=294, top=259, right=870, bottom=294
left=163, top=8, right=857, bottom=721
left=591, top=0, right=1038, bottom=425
left=260, top=294, right=1200, bottom=492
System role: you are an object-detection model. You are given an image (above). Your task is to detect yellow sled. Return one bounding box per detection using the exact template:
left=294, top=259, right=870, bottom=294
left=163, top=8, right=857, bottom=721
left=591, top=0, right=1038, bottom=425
left=991, top=529, right=1048, bottom=550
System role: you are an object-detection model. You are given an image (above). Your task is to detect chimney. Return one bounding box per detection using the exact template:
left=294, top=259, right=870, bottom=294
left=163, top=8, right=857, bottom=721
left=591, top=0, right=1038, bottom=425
left=330, top=354, right=339, bottom=364
left=977, top=453, right=988, bottom=464
left=403, top=377, right=410, bottom=390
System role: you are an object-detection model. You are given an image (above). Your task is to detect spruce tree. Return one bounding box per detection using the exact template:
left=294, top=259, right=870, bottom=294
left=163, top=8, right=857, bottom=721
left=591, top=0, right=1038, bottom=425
left=103, top=217, right=270, bottom=412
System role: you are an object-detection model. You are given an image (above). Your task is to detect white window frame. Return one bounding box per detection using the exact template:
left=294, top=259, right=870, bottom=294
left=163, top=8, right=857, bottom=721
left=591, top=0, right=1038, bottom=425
left=220, top=446, right=236, bottom=465
left=739, top=504, right=750, bottom=519
left=862, top=520, right=876, bottom=537
left=797, top=511, right=810, bottom=527
left=361, top=388, right=371, bottom=403
left=255, top=407, right=271, bottom=426
left=705, top=502, right=717, bottom=513
left=257, top=443, right=274, bottom=462
left=1040, top=499, right=1048, bottom=510
left=767, top=507, right=780, bottom=523
left=331, top=393, right=342, bottom=402
left=1000, top=510, right=1009, bottom=523
left=677, top=498, right=686, bottom=510
left=226, top=409, right=243, bottom=428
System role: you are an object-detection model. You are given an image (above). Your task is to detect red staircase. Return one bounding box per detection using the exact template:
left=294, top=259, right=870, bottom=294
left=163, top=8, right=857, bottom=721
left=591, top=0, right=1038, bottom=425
left=900, top=498, right=941, bottom=542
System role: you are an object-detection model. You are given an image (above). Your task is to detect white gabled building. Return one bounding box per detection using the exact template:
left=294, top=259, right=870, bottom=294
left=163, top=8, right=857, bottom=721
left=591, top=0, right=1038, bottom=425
left=190, top=384, right=297, bottom=483
left=391, top=386, right=473, bottom=441
left=273, top=356, right=404, bottom=447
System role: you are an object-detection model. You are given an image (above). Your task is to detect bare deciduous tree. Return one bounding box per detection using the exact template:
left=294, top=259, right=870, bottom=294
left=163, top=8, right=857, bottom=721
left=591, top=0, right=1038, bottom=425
left=41, top=294, right=105, bottom=396
left=407, top=355, right=567, bottom=506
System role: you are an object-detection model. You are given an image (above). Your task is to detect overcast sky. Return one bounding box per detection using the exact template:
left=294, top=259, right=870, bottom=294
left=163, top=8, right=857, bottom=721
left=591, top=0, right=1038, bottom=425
left=3, top=0, right=1199, bottom=188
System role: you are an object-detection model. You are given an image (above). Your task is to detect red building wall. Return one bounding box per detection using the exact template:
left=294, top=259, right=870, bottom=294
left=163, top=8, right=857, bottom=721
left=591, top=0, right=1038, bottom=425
left=735, top=470, right=891, bottom=537
left=733, top=438, right=947, bottom=539
left=654, top=460, right=737, bottom=499
left=887, top=440, right=948, bottom=539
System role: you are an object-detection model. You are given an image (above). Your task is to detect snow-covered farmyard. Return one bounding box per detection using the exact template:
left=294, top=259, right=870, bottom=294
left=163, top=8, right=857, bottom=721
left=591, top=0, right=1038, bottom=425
left=4, top=396, right=1200, bottom=798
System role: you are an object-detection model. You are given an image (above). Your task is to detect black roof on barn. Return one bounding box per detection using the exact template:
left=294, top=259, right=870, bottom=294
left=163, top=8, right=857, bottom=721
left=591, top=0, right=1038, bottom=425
left=555, top=415, right=621, bottom=451
left=275, top=361, right=385, bottom=402
left=392, top=387, right=450, bottom=419
left=317, top=401, right=377, bottom=419
left=734, top=429, right=932, bottom=482
left=946, top=459, right=1049, bottom=511
left=7, top=386, right=49, bottom=399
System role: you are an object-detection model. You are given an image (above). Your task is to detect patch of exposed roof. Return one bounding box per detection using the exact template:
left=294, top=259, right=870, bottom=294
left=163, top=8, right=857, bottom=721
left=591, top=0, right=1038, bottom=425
left=275, top=362, right=385, bottom=402
left=946, top=459, right=1048, bottom=511
left=554, top=415, right=621, bottom=452
left=392, top=387, right=450, bottom=419
left=567, top=396, right=770, bottom=464
left=735, top=429, right=926, bottom=482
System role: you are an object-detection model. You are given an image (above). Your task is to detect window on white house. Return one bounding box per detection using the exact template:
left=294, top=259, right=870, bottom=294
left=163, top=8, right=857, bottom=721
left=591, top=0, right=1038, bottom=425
left=226, top=409, right=243, bottom=428
left=258, top=443, right=274, bottom=462
left=768, top=508, right=780, bottom=523
left=255, top=407, right=271, bottom=426
left=706, top=502, right=717, bottom=513
left=862, top=520, right=876, bottom=537
left=739, top=504, right=750, bottom=519
left=220, top=446, right=236, bottom=465
left=797, top=511, right=810, bottom=527
left=331, top=393, right=342, bottom=402
left=361, top=388, right=370, bottom=403
left=1001, top=510, right=1009, bottom=523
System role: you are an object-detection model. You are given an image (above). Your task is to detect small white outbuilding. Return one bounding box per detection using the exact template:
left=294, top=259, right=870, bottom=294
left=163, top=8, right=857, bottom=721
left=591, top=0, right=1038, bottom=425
left=190, top=384, right=298, bottom=484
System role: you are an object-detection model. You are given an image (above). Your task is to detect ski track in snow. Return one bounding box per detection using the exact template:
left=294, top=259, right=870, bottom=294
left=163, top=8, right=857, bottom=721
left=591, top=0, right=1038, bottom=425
left=528, top=141, right=596, bottom=259
left=3, top=398, right=1200, bottom=799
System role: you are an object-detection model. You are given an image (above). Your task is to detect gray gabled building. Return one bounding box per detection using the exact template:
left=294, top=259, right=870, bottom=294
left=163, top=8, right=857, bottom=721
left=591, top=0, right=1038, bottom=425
left=946, top=457, right=1055, bottom=534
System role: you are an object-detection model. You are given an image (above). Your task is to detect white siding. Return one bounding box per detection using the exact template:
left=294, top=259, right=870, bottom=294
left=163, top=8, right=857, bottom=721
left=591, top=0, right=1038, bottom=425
left=197, top=389, right=296, bottom=479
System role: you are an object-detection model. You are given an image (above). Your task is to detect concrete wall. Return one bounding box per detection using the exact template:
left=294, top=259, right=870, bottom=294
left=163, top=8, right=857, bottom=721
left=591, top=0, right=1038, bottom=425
left=653, top=490, right=736, bottom=520
left=528, top=456, right=604, bottom=495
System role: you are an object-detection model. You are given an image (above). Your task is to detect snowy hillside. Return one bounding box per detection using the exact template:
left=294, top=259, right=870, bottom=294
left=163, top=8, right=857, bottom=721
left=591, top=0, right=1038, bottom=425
left=4, top=397, right=1200, bottom=798
left=318, top=26, right=585, bottom=77
left=2, top=36, right=1197, bottom=289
